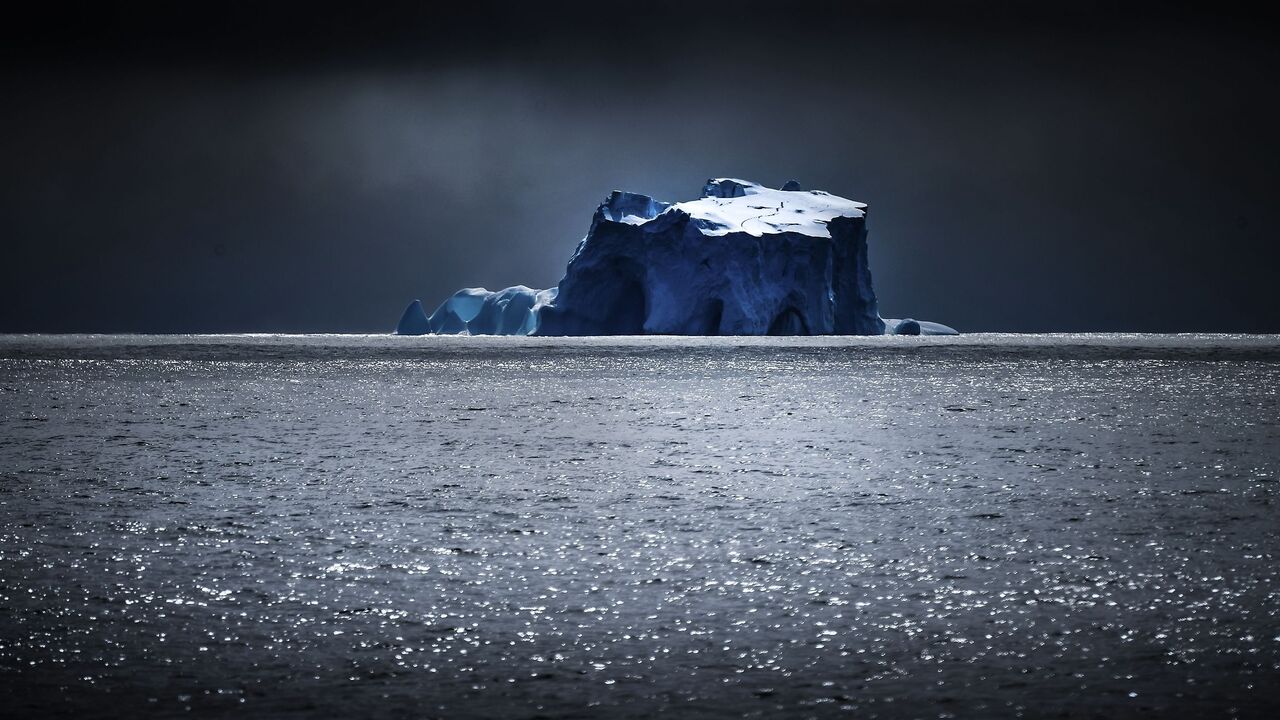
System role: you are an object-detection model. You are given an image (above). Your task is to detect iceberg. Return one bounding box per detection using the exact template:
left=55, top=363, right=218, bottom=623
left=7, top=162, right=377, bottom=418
left=397, top=179, right=955, bottom=336
left=883, top=318, right=959, bottom=336
left=395, top=299, right=432, bottom=336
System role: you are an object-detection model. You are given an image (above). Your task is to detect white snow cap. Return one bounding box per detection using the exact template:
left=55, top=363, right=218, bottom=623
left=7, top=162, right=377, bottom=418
left=673, top=178, right=866, bottom=238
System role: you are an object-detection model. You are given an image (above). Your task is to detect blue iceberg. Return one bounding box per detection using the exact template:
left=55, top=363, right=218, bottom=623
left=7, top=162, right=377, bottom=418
left=882, top=318, right=959, bottom=336
left=420, top=286, right=557, bottom=336
left=398, top=179, right=956, bottom=336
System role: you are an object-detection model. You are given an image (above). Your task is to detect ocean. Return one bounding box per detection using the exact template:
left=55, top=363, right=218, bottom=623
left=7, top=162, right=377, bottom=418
left=2, top=334, right=1277, bottom=717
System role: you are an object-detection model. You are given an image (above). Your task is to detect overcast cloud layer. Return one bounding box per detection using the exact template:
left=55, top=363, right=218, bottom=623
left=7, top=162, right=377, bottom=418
left=2, top=2, right=1277, bottom=332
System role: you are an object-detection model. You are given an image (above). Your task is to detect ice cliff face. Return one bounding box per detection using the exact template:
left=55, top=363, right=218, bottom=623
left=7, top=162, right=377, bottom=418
left=398, top=179, right=956, bottom=336
left=536, top=178, right=883, bottom=336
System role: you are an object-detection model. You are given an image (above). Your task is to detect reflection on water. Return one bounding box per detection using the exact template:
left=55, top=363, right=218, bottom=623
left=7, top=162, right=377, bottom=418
left=1, top=335, right=1277, bottom=717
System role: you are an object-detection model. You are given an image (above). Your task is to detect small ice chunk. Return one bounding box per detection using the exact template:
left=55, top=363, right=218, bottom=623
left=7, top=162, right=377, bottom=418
left=395, top=300, right=431, bottom=335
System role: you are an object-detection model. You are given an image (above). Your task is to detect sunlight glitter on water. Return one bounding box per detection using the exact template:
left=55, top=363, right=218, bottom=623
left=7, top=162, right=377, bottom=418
left=0, top=335, right=1277, bottom=718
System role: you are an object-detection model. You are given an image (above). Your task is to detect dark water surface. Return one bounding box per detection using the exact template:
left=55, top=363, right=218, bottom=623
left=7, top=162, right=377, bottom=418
left=1, top=334, right=1277, bottom=718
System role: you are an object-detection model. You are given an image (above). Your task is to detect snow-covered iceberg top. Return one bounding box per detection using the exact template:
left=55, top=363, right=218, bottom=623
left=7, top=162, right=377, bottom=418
left=605, top=178, right=866, bottom=239
left=396, top=179, right=956, bottom=337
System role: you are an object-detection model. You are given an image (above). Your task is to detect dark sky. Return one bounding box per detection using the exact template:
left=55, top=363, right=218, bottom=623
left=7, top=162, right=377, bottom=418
left=3, top=1, right=1277, bottom=333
